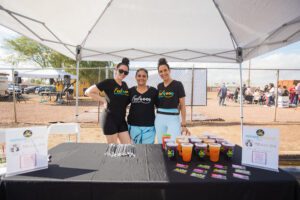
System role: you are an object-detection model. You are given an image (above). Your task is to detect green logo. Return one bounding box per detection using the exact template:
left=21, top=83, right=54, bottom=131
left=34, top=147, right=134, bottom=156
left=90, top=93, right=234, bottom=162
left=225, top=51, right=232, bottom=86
left=198, top=150, right=205, bottom=158
left=23, top=130, right=32, bottom=138
left=167, top=150, right=174, bottom=158
left=158, top=90, right=174, bottom=99
left=227, top=149, right=233, bottom=158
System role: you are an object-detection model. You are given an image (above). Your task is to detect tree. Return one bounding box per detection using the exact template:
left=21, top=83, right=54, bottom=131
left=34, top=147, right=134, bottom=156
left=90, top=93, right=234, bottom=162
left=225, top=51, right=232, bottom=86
left=3, top=36, right=110, bottom=84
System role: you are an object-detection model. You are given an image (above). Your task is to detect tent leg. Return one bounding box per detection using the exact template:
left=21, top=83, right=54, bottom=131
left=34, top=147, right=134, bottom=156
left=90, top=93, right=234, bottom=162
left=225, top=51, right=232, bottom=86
left=75, top=46, right=81, bottom=122
left=239, top=62, right=244, bottom=140
left=274, top=70, right=279, bottom=122
left=12, top=68, right=17, bottom=123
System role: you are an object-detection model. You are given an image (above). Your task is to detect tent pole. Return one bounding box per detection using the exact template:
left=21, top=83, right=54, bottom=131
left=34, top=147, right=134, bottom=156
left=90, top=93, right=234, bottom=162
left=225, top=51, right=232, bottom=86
left=75, top=46, right=82, bottom=122
left=12, top=68, right=17, bottom=123
left=239, top=62, right=244, bottom=136
left=190, top=65, right=195, bottom=122
left=274, top=70, right=279, bottom=122
left=236, top=47, right=244, bottom=141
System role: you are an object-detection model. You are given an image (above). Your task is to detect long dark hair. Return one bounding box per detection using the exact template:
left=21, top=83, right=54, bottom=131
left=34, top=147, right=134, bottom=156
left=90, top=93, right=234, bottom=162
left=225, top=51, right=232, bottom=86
left=135, top=68, right=148, bottom=77
left=157, top=58, right=170, bottom=70
left=116, top=57, right=130, bottom=70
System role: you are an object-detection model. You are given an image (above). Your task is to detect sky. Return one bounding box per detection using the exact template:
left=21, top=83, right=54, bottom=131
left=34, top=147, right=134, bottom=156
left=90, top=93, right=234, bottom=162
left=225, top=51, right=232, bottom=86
left=0, top=25, right=300, bottom=87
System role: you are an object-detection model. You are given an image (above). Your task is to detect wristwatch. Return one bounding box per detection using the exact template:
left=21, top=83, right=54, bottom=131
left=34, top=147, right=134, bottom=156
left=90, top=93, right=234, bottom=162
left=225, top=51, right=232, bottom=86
left=181, top=124, right=187, bottom=127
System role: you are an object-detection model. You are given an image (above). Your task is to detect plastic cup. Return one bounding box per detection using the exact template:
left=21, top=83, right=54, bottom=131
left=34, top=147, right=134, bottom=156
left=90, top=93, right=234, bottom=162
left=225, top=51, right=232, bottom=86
left=166, top=142, right=178, bottom=161
left=222, top=142, right=235, bottom=160
left=162, top=134, right=171, bottom=149
left=220, top=141, right=228, bottom=153
left=194, top=143, right=208, bottom=160
left=202, top=133, right=217, bottom=139
left=198, top=136, right=208, bottom=140
left=203, top=139, right=216, bottom=144
left=163, top=139, right=174, bottom=151
left=190, top=138, right=202, bottom=146
left=181, top=143, right=193, bottom=162
left=187, top=135, right=197, bottom=143
left=176, top=136, right=186, bottom=144
left=215, top=138, right=226, bottom=144
left=177, top=139, right=188, bottom=156
left=209, top=143, right=221, bottom=162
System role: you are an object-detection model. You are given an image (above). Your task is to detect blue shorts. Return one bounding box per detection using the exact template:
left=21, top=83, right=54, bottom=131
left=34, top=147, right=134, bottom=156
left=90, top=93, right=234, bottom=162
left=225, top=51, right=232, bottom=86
left=155, top=108, right=181, bottom=144
left=128, top=125, right=156, bottom=144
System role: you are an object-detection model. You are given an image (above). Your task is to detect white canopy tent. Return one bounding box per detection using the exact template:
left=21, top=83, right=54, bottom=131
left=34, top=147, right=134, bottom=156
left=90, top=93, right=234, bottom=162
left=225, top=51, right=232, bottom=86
left=18, top=69, right=76, bottom=79
left=1, top=0, right=300, bottom=132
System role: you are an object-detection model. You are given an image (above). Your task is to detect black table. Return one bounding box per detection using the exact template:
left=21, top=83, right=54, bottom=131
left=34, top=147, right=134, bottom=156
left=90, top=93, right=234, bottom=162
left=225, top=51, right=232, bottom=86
left=0, top=143, right=299, bottom=200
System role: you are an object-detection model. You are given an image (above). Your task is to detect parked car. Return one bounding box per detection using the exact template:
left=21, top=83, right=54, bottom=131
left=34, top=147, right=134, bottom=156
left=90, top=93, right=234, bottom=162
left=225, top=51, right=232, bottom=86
left=24, top=86, right=39, bottom=94
left=35, top=86, right=56, bottom=94
left=7, top=85, right=22, bottom=95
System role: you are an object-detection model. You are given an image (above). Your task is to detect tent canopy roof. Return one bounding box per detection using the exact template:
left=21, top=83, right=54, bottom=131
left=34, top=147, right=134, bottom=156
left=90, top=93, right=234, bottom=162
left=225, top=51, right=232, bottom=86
left=18, top=69, right=76, bottom=79
left=0, top=0, right=300, bottom=63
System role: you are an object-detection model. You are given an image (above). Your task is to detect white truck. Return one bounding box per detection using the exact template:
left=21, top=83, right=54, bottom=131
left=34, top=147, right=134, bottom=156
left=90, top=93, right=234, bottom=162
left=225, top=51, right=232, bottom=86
left=0, top=73, right=9, bottom=97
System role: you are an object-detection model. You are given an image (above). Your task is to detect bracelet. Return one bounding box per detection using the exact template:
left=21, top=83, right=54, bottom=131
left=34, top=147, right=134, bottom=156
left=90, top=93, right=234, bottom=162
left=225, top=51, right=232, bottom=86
left=181, top=124, right=186, bottom=127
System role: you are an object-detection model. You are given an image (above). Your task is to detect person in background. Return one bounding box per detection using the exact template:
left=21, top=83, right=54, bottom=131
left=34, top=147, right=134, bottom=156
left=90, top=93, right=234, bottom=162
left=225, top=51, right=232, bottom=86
left=266, top=83, right=275, bottom=106
left=294, top=83, right=300, bottom=106
left=155, top=58, right=190, bottom=143
left=85, top=58, right=131, bottom=144
left=234, top=87, right=240, bottom=103
left=289, top=85, right=295, bottom=104
left=282, top=86, right=289, bottom=97
left=277, top=85, right=283, bottom=96
left=217, top=83, right=227, bottom=106
left=127, top=68, right=158, bottom=144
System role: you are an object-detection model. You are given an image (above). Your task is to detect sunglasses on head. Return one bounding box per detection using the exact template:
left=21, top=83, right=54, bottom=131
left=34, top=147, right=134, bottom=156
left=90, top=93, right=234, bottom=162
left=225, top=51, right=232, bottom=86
left=118, top=69, right=129, bottom=75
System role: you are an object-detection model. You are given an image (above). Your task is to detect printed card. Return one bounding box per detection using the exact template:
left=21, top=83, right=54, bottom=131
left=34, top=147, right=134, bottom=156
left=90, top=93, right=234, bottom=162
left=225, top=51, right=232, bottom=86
left=191, top=172, right=206, bottom=179
left=214, top=164, right=227, bottom=169
left=176, top=163, right=189, bottom=169
left=193, top=168, right=208, bottom=174
left=211, top=173, right=227, bottom=180
left=235, top=169, right=251, bottom=175
left=232, top=164, right=246, bottom=170
left=173, top=168, right=188, bottom=174
left=197, top=164, right=210, bottom=170
left=213, top=169, right=227, bottom=175
left=233, top=173, right=249, bottom=180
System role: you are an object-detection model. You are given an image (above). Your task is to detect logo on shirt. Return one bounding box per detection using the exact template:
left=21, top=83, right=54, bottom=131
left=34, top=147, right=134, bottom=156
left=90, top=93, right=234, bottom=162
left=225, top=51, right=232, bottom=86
left=114, top=88, right=129, bottom=96
left=132, top=95, right=151, bottom=104
left=158, top=90, right=174, bottom=98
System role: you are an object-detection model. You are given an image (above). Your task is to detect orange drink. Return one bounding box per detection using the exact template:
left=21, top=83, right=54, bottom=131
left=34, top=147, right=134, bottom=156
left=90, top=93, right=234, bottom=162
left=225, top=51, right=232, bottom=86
left=181, top=143, right=193, bottom=162
left=209, top=143, right=221, bottom=162
left=177, top=139, right=188, bottom=156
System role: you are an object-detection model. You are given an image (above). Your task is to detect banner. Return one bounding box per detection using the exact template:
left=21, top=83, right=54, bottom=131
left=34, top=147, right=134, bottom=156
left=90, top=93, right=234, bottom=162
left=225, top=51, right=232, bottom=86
left=242, top=126, right=279, bottom=172
left=5, top=126, right=48, bottom=176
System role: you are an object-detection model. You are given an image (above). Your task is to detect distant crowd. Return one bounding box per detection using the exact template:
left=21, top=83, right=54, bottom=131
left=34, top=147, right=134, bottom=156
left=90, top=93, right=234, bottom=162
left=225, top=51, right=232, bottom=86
left=217, top=82, right=300, bottom=107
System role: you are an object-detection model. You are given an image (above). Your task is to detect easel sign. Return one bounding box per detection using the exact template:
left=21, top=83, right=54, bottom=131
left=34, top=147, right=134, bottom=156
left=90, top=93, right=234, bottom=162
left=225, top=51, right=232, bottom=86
left=5, top=127, right=48, bottom=177
left=0, top=129, right=6, bottom=176
left=242, top=126, right=279, bottom=172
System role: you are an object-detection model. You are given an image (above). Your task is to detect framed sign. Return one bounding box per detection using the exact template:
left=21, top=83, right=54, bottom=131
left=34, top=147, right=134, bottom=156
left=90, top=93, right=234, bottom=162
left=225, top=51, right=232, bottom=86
left=242, top=127, right=279, bottom=172
left=5, top=127, right=48, bottom=176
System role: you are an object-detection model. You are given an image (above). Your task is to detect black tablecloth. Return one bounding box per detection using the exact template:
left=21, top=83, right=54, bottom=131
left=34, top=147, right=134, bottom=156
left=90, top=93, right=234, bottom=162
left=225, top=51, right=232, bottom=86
left=0, top=143, right=299, bottom=200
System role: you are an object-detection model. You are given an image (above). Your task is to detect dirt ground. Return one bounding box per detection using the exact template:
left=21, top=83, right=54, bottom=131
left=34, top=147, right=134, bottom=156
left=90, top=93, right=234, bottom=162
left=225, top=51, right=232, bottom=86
left=0, top=92, right=299, bottom=154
